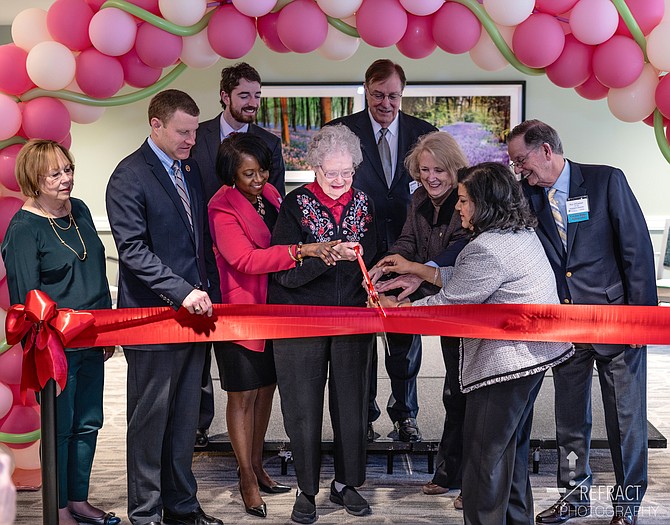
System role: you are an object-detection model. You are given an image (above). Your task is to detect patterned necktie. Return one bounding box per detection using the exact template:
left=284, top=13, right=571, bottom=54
left=548, top=188, right=567, bottom=248
left=172, top=160, right=193, bottom=229
left=378, top=128, right=393, bottom=187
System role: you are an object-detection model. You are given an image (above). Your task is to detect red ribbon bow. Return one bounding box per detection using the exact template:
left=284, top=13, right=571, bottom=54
left=5, top=290, right=95, bottom=397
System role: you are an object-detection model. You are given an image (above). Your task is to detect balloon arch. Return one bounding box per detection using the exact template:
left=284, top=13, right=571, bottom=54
left=1, top=0, right=670, bottom=477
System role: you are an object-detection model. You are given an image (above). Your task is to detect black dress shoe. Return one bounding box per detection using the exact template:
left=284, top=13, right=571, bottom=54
left=163, top=508, right=223, bottom=525
left=240, top=483, right=267, bottom=518
left=536, top=500, right=590, bottom=523
left=366, top=422, right=377, bottom=443
left=258, top=480, right=291, bottom=494
left=329, top=481, right=371, bottom=516
left=70, top=510, right=121, bottom=525
left=195, top=428, right=209, bottom=448
left=291, top=492, right=316, bottom=524
left=394, top=417, right=422, bottom=442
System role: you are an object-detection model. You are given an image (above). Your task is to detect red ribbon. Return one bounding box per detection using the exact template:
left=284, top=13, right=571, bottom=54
left=5, top=290, right=95, bottom=396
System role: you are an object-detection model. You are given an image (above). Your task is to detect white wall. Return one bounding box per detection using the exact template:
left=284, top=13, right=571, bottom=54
left=3, top=39, right=669, bottom=277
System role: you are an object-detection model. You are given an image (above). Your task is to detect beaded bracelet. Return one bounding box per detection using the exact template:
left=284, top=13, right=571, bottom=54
left=288, top=244, right=300, bottom=263
left=297, top=242, right=303, bottom=266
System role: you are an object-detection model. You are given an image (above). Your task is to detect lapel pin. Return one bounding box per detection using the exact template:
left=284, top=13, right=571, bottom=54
left=184, top=164, right=191, bottom=172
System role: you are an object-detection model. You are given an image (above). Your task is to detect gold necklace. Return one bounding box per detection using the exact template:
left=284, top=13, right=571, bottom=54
left=35, top=200, right=87, bottom=261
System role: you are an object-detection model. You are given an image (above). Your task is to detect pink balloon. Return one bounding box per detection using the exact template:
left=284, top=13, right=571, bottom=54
left=0, top=279, right=9, bottom=311
left=0, top=197, right=24, bottom=243
left=570, top=0, right=619, bottom=45
left=118, top=49, right=162, bottom=89
left=0, top=383, right=12, bottom=420
left=135, top=22, right=183, bottom=69
left=0, top=406, right=40, bottom=450
left=0, top=95, right=22, bottom=142
left=575, top=74, right=609, bottom=100
left=0, top=254, right=5, bottom=280
left=513, top=13, right=566, bottom=68
left=127, top=0, right=161, bottom=16
left=396, top=14, right=437, bottom=59
left=46, top=0, right=94, bottom=51
left=666, top=122, right=670, bottom=148
left=535, top=0, right=579, bottom=16
left=616, top=0, right=664, bottom=37
left=75, top=49, right=125, bottom=98
left=85, top=0, right=106, bottom=9
left=356, top=0, right=408, bottom=48
left=546, top=34, right=594, bottom=88
left=655, top=74, right=670, bottom=120
left=0, top=346, right=22, bottom=386
left=0, top=145, right=23, bottom=193
left=277, top=0, right=329, bottom=53
left=60, top=133, right=72, bottom=150
left=21, top=98, right=71, bottom=143
left=592, top=35, right=644, bottom=89
left=432, top=2, right=481, bottom=55
left=0, top=45, right=35, bottom=96
left=207, top=5, right=257, bottom=59
left=642, top=111, right=669, bottom=128
left=257, top=12, right=291, bottom=53
left=89, top=8, right=138, bottom=57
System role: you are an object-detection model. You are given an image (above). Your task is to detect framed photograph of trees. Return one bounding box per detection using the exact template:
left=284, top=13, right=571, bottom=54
left=259, top=81, right=525, bottom=184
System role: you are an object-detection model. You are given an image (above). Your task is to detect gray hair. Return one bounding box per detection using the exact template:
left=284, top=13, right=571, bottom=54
left=306, top=124, right=363, bottom=169
left=508, top=119, right=564, bottom=155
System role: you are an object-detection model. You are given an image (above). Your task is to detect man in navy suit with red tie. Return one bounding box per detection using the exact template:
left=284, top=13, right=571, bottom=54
left=508, top=120, right=657, bottom=525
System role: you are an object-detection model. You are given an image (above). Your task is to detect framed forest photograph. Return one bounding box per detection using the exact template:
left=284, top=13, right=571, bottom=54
left=259, top=81, right=525, bottom=183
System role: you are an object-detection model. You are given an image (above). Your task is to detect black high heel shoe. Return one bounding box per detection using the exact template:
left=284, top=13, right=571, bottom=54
left=258, top=480, right=291, bottom=494
left=239, top=483, right=267, bottom=518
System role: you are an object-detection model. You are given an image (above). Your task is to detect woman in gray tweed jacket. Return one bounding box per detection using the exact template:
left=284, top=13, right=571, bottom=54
left=377, top=162, right=574, bottom=525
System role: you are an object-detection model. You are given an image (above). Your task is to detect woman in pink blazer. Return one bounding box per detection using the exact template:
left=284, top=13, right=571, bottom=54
left=208, top=133, right=339, bottom=519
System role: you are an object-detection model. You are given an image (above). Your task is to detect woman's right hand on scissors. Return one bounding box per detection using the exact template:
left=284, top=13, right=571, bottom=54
left=333, top=242, right=361, bottom=262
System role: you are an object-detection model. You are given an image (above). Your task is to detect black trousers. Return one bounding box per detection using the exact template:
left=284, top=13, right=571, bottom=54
left=431, top=336, right=465, bottom=489
left=274, top=334, right=374, bottom=495
left=462, top=372, right=544, bottom=525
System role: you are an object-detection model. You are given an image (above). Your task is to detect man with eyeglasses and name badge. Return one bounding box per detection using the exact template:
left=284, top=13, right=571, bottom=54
left=508, top=119, right=656, bottom=525
left=327, top=59, right=436, bottom=447
left=190, top=62, right=286, bottom=449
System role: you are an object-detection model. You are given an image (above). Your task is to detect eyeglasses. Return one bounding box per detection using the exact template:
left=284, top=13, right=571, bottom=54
left=318, top=167, right=355, bottom=180
left=45, top=165, right=75, bottom=182
left=368, top=91, right=402, bottom=103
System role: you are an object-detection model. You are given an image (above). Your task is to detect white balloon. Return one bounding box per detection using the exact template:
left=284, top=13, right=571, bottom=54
left=315, top=0, right=363, bottom=19
left=483, top=0, right=534, bottom=27
left=646, top=21, right=670, bottom=73
left=0, top=95, right=22, bottom=141
left=11, top=8, right=51, bottom=51
left=26, top=41, right=76, bottom=91
left=399, top=0, right=444, bottom=16
left=607, top=64, right=660, bottom=122
left=232, top=0, right=277, bottom=17
left=180, top=29, right=220, bottom=69
left=317, top=24, right=360, bottom=61
left=12, top=439, right=42, bottom=470
left=469, top=25, right=513, bottom=72
left=62, top=99, right=106, bottom=125
left=159, top=0, right=207, bottom=27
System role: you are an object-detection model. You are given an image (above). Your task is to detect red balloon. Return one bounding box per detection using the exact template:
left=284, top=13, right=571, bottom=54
left=0, top=279, right=9, bottom=310
left=396, top=14, right=437, bottom=59
left=592, top=35, right=644, bottom=89
left=512, top=13, right=566, bottom=68
left=277, top=0, right=329, bottom=53
left=85, top=0, right=106, bottom=9
left=76, top=49, right=125, bottom=98
left=432, top=2, right=481, bottom=55
left=535, top=0, right=579, bottom=16
left=46, top=0, right=94, bottom=51
left=127, top=0, right=160, bottom=16
left=357, top=0, right=408, bottom=48
left=616, top=0, right=664, bottom=37
left=0, top=144, right=23, bottom=193
left=0, top=405, right=41, bottom=449
left=546, top=34, right=594, bottom=88
left=257, top=12, right=291, bottom=53
left=575, top=74, right=609, bottom=100
left=0, top=196, right=24, bottom=243
left=207, top=5, right=257, bottom=59
left=0, top=253, right=5, bottom=281
left=118, top=49, right=162, bottom=89
left=21, top=98, right=71, bottom=143
left=0, top=45, right=35, bottom=96
left=60, top=133, right=72, bottom=150
left=655, top=74, right=670, bottom=120
left=135, top=22, right=183, bottom=69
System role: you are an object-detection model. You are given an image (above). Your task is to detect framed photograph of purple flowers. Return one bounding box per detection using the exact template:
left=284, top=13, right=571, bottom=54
left=401, top=81, right=525, bottom=166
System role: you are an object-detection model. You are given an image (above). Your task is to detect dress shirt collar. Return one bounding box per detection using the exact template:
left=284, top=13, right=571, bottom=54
left=546, top=158, right=570, bottom=196
left=148, top=136, right=178, bottom=175
left=368, top=110, right=400, bottom=139
left=219, top=114, right=249, bottom=141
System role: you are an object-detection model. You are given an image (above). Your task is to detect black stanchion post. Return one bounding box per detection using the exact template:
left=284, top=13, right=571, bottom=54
left=41, top=378, right=59, bottom=525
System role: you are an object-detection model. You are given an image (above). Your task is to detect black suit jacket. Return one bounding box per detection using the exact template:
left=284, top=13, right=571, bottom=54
left=523, top=160, right=657, bottom=353
left=191, top=113, right=286, bottom=203
left=106, top=140, right=220, bottom=317
left=327, top=110, right=436, bottom=252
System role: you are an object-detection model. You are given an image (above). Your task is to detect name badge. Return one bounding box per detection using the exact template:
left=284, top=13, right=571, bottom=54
left=409, top=180, right=420, bottom=195
left=566, top=196, right=589, bottom=223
